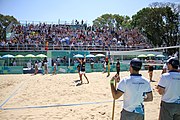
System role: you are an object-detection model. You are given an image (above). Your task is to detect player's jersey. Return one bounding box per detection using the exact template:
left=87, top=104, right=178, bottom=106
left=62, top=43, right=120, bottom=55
left=80, top=62, right=85, bottom=72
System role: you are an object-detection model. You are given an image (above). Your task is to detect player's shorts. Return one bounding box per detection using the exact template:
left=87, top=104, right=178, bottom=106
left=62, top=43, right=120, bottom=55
left=80, top=71, right=85, bottom=74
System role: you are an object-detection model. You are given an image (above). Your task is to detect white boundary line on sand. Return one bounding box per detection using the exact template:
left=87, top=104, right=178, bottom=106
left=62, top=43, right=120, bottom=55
left=1, top=100, right=123, bottom=111
left=0, top=81, right=26, bottom=110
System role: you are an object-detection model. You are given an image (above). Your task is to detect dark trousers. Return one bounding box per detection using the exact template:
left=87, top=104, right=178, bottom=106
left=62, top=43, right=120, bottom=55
left=159, top=101, right=180, bottom=120
left=120, top=109, right=144, bottom=120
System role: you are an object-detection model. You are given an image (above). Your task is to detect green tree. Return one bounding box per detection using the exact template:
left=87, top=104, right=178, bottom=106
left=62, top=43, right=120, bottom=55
left=0, top=14, right=19, bottom=40
left=131, top=2, right=179, bottom=47
left=93, top=14, right=132, bottom=29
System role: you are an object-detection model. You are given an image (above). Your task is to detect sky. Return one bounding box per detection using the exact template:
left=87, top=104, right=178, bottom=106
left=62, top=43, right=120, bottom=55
left=0, top=0, right=179, bottom=25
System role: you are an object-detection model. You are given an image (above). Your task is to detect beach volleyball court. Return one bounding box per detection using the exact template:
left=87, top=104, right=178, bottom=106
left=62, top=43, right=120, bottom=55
left=0, top=71, right=161, bottom=120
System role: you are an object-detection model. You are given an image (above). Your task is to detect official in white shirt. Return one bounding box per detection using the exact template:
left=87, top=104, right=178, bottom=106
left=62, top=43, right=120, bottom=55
left=110, top=58, right=153, bottom=120
left=157, top=57, right=180, bottom=120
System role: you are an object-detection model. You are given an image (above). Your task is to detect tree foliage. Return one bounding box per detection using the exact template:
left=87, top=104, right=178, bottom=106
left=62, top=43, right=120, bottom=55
left=131, top=2, right=179, bottom=47
left=0, top=14, right=19, bottom=40
left=92, top=14, right=132, bottom=29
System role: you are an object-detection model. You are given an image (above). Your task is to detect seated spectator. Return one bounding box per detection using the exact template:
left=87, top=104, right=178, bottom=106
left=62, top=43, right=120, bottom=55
left=1, top=22, right=152, bottom=51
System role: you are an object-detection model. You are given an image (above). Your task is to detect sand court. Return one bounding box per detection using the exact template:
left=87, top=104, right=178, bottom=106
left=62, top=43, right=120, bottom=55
left=0, top=70, right=162, bottom=120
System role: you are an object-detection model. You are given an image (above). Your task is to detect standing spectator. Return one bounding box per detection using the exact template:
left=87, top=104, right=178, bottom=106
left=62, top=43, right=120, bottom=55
left=103, top=60, right=106, bottom=73
left=90, top=58, right=94, bottom=69
left=62, top=56, right=67, bottom=65
left=57, top=56, right=61, bottom=66
left=34, top=61, right=38, bottom=75
left=81, top=20, right=84, bottom=25
left=156, top=57, right=180, bottom=120
left=110, top=58, right=153, bottom=120
left=13, top=60, right=17, bottom=66
left=27, top=60, right=32, bottom=69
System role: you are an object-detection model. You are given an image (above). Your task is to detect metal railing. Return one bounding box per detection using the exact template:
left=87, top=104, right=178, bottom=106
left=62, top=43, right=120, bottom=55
left=0, top=44, right=150, bottom=51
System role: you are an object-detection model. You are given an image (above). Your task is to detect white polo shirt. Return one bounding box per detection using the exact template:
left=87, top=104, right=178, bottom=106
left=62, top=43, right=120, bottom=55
left=117, top=74, right=152, bottom=114
left=158, top=71, right=180, bottom=103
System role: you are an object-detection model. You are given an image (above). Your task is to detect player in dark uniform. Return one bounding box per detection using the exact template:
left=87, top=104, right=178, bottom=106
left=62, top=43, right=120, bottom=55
left=148, top=65, right=154, bottom=82
left=77, top=56, right=89, bottom=85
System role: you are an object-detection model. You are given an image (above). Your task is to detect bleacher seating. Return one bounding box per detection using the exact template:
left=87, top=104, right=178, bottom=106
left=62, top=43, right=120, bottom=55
left=0, top=22, right=153, bottom=51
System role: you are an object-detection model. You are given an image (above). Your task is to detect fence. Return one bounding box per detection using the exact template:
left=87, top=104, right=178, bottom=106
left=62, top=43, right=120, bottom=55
left=0, top=44, right=148, bottom=52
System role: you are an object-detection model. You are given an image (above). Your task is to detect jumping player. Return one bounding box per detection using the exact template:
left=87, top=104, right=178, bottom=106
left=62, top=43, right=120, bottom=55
left=77, top=56, right=89, bottom=85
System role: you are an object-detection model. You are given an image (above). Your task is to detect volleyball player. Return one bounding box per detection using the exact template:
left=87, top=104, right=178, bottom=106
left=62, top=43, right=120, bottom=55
left=77, top=56, right=89, bottom=85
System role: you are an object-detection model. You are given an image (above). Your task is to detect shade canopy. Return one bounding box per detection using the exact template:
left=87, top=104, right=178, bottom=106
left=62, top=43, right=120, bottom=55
left=73, top=54, right=84, bottom=58
left=86, top=54, right=96, bottom=58
left=25, top=54, right=35, bottom=58
left=15, top=55, right=24, bottom=58
left=2, top=54, right=15, bottom=58
left=95, top=54, right=105, bottom=57
left=156, top=54, right=165, bottom=58
left=137, top=54, right=147, bottom=58
left=147, top=54, right=155, bottom=57
left=36, top=54, right=47, bottom=58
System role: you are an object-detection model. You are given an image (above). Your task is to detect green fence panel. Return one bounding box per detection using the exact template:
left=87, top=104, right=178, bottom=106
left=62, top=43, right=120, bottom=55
left=0, top=66, right=23, bottom=74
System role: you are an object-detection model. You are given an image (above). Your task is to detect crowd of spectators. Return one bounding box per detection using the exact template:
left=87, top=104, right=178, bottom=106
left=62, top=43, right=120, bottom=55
left=0, top=22, right=153, bottom=51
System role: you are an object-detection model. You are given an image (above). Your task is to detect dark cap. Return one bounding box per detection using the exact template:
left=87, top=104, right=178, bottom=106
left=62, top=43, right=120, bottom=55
left=167, top=57, right=179, bottom=68
left=130, top=58, right=142, bottom=71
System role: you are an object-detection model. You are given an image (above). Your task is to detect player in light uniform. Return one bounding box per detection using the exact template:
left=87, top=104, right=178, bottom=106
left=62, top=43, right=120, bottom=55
left=110, top=58, right=153, bottom=120
left=157, top=57, right=180, bottom=120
